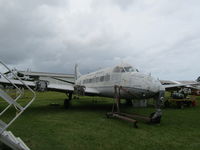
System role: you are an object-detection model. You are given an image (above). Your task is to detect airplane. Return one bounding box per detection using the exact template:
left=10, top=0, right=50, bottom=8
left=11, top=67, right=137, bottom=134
left=160, top=77, right=200, bottom=96
left=1, top=62, right=197, bottom=125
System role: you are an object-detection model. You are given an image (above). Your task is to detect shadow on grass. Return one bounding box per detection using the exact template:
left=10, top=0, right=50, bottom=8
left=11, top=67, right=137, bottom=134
left=24, top=101, right=150, bottom=119
left=26, top=103, right=114, bottom=114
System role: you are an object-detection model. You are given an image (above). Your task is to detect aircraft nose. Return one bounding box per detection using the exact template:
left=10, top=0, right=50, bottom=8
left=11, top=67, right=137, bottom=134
left=129, top=73, right=163, bottom=93
left=146, top=76, right=163, bottom=93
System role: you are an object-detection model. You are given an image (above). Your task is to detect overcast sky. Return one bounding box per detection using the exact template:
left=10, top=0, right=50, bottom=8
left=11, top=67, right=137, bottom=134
left=0, top=0, right=199, bottom=80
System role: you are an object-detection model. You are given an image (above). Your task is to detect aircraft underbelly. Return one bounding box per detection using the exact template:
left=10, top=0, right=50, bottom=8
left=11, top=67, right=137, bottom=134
left=95, top=86, right=156, bottom=99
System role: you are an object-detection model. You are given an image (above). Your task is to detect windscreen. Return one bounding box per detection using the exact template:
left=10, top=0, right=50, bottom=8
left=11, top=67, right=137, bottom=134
left=113, top=66, right=139, bottom=73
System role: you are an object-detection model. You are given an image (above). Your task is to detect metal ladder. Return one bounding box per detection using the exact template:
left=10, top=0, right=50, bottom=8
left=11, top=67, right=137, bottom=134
left=0, top=60, right=36, bottom=150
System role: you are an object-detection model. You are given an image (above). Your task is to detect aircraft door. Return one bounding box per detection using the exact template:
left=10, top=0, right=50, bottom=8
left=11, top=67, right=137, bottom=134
left=112, top=73, right=122, bottom=85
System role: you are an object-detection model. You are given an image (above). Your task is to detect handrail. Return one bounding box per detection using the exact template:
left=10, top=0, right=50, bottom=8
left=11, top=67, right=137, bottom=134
left=0, top=73, right=23, bottom=116
left=0, top=72, right=23, bottom=99
left=0, top=61, right=35, bottom=99
left=0, top=60, right=36, bottom=134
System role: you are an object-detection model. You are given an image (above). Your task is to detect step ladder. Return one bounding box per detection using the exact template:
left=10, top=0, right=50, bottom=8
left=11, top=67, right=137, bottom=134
left=0, top=60, right=36, bottom=150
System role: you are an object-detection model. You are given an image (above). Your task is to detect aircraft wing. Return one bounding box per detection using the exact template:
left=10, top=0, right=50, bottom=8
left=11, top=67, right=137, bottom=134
left=85, top=87, right=100, bottom=95
left=0, top=78, right=100, bottom=95
left=160, top=80, right=198, bottom=85
left=163, top=84, right=188, bottom=91
left=0, top=78, right=35, bottom=87
left=45, top=83, right=100, bottom=95
left=42, top=82, right=100, bottom=95
left=161, top=80, right=200, bottom=91
left=47, top=83, right=74, bottom=92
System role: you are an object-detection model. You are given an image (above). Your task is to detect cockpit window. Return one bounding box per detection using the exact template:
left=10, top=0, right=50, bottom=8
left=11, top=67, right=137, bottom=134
left=124, top=66, right=134, bottom=72
left=113, top=67, right=125, bottom=73
left=113, top=66, right=139, bottom=73
left=124, top=66, right=139, bottom=72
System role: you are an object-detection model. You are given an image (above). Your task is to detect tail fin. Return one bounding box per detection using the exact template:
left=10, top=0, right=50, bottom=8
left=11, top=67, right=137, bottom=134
left=75, top=64, right=82, bottom=80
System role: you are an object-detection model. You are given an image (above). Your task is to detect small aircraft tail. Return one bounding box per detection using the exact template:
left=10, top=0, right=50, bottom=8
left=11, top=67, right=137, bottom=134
left=75, top=64, right=82, bottom=80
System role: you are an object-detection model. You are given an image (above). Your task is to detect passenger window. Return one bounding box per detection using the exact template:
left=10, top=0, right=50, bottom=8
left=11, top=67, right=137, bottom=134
left=92, top=78, right=96, bottom=83
left=100, top=76, right=104, bottom=82
left=105, top=74, right=110, bottom=81
left=96, top=77, right=100, bottom=82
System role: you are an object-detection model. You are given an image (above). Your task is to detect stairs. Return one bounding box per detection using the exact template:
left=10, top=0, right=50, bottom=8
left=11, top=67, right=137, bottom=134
left=0, top=89, right=24, bottom=111
left=0, top=60, right=36, bottom=150
left=0, top=131, right=30, bottom=150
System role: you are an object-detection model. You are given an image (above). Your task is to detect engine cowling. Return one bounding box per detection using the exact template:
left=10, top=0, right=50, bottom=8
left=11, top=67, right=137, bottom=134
left=35, top=80, right=48, bottom=92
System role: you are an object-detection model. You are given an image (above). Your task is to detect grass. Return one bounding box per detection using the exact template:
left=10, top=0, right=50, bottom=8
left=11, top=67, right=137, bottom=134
left=0, top=91, right=200, bottom=150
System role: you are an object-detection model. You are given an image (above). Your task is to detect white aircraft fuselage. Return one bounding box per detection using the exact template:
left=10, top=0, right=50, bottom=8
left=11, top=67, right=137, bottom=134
left=75, top=64, right=164, bottom=100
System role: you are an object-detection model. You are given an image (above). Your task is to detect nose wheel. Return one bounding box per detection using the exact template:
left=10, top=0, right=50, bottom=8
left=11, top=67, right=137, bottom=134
left=149, top=112, right=162, bottom=124
left=150, top=90, right=165, bottom=124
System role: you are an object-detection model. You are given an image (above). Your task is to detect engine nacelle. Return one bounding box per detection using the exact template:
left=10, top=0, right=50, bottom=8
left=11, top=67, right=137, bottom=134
left=35, top=80, right=49, bottom=92
left=74, top=85, right=85, bottom=96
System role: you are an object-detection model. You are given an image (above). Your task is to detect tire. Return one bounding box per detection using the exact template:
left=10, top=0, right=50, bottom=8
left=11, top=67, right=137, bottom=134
left=150, top=112, right=161, bottom=124
left=64, top=99, right=71, bottom=109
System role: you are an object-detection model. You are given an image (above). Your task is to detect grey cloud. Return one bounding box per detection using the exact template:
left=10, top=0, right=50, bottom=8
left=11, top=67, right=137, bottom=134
left=112, top=0, right=134, bottom=10
left=0, top=0, right=200, bottom=80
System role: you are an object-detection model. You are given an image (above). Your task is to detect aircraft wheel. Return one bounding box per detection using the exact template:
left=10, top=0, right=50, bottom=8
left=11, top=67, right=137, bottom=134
left=64, top=99, right=71, bottom=109
left=150, top=112, right=161, bottom=124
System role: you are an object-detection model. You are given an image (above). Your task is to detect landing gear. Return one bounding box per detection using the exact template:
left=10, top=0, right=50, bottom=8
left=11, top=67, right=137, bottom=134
left=64, top=92, right=73, bottom=109
left=150, top=91, right=165, bottom=124
left=150, top=111, right=162, bottom=124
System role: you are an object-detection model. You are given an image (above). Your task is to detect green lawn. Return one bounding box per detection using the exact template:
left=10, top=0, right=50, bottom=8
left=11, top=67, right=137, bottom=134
left=0, top=91, right=200, bottom=150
